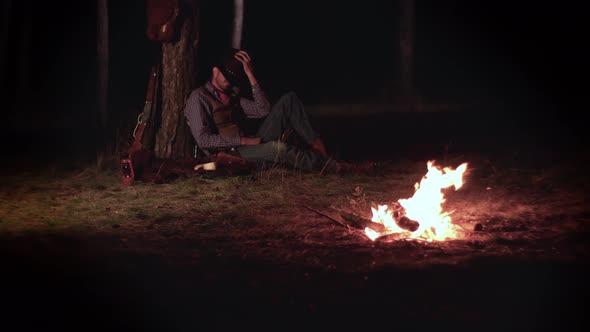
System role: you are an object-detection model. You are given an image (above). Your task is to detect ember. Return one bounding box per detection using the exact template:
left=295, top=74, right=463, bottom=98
left=366, top=161, right=468, bottom=242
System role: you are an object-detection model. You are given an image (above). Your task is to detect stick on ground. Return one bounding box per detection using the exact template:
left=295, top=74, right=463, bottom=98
left=303, top=205, right=350, bottom=231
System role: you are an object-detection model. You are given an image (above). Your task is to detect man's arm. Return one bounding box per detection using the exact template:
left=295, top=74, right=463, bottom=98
left=240, top=83, right=271, bottom=118
left=184, top=92, right=240, bottom=150
left=234, top=50, right=271, bottom=118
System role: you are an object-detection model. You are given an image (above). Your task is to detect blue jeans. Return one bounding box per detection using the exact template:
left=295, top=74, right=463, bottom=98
left=236, top=92, right=335, bottom=172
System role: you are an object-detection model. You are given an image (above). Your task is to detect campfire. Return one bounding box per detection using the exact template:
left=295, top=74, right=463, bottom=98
left=365, top=161, right=468, bottom=242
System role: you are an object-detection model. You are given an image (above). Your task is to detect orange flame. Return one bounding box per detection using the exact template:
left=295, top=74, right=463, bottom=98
left=365, top=161, right=468, bottom=241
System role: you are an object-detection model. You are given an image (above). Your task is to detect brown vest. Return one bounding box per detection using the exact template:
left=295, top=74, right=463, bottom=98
left=199, top=86, right=242, bottom=138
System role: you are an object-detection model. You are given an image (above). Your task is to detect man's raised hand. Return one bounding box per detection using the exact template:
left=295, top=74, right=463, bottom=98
left=234, top=50, right=258, bottom=86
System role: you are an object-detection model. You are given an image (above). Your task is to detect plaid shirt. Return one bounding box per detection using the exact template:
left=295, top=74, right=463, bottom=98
left=184, top=81, right=271, bottom=150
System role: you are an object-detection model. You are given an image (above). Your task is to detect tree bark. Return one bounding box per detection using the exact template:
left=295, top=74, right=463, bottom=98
left=97, top=0, right=109, bottom=128
left=400, top=0, right=415, bottom=102
left=154, top=15, right=198, bottom=160
left=231, top=0, right=244, bottom=49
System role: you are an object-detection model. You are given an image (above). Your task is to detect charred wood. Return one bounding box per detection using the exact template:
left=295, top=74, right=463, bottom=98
left=340, top=212, right=387, bottom=233
left=397, top=216, right=419, bottom=232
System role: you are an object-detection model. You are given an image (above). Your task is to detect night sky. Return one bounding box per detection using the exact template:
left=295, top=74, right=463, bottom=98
left=1, top=0, right=586, bottom=152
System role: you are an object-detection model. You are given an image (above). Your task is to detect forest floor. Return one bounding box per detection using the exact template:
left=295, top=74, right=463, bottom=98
left=1, top=109, right=589, bottom=331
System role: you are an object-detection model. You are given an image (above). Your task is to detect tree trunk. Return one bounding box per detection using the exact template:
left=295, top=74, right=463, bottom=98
left=231, top=0, right=244, bottom=49
left=154, top=15, right=198, bottom=160
left=97, top=0, right=109, bottom=128
left=0, top=0, right=13, bottom=101
left=17, top=1, right=32, bottom=111
left=400, top=0, right=415, bottom=103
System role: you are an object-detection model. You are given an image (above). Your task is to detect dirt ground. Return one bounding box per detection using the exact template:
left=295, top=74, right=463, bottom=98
left=1, top=110, right=589, bottom=331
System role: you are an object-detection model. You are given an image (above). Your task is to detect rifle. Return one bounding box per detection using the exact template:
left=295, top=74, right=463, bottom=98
left=130, top=65, right=160, bottom=157
left=121, top=65, right=160, bottom=185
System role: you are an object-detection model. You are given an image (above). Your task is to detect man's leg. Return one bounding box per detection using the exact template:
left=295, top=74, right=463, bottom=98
left=236, top=141, right=335, bottom=173
left=256, top=91, right=328, bottom=156
left=257, top=92, right=318, bottom=144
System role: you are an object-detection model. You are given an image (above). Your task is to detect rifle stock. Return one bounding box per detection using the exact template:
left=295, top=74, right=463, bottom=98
left=129, top=124, right=146, bottom=157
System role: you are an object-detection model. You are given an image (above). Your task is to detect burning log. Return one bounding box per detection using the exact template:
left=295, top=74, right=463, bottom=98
left=303, top=205, right=386, bottom=234
left=370, top=202, right=419, bottom=232
left=340, top=212, right=387, bottom=233
left=397, top=216, right=419, bottom=232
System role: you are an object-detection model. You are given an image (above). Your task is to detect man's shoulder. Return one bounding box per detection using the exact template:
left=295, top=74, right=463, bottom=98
left=184, top=87, right=209, bottom=117
left=187, top=85, right=209, bottom=99
left=186, top=85, right=214, bottom=108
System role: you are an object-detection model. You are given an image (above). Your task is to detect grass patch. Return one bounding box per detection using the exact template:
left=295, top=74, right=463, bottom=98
left=1, top=156, right=587, bottom=254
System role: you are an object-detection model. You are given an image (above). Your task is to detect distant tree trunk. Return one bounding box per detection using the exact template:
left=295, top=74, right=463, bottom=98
left=0, top=0, right=13, bottom=101
left=154, top=14, right=199, bottom=160
left=231, top=0, right=244, bottom=49
left=400, top=0, right=415, bottom=102
left=17, top=1, right=32, bottom=111
left=97, top=0, right=109, bottom=128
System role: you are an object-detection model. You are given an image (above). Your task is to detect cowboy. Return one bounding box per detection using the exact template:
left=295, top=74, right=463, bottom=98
left=184, top=48, right=373, bottom=174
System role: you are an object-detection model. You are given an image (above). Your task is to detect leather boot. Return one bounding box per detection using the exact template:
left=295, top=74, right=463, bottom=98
left=310, top=138, right=328, bottom=157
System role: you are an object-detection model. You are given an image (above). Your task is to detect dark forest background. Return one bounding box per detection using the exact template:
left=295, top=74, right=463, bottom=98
left=0, top=0, right=586, bottom=153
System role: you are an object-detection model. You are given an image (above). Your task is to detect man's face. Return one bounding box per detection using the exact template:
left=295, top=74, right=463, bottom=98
left=212, top=67, right=232, bottom=91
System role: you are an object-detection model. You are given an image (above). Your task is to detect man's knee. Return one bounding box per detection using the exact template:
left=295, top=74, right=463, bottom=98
left=272, top=91, right=305, bottom=119
left=276, top=91, right=300, bottom=106
left=284, top=91, right=298, bottom=100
